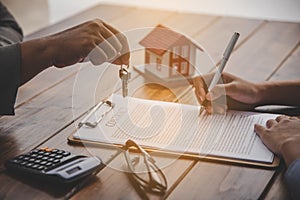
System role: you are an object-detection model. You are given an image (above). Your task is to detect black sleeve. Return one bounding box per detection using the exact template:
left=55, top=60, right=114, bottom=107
left=285, top=159, right=300, bottom=200
left=0, top=2, right=23, bottom=115
left=0, top=2, right=23, bottom=39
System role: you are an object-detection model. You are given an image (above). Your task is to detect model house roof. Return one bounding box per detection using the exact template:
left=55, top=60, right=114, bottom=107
left=139, top=24, right=203, bottom=56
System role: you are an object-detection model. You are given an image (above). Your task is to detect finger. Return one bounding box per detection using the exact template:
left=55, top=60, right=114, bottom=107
left=199, top=88, right=206, bottom=102
left=194, top=89, right=203, bottom=105
left=96, top=36, right=118, bottom=61
left=276, top=115, right=298, bottom=122
left=88, top=46, right=108, bottom=65
left=220, top=72, right=237, bottom=84
left=254, top=124, right=268, bottom=139
left=205, top=102, right=213, bottom=114
left=193, top=76, right=205, bottom=88
left=102, top=21, right=121, bottom=36
left=193, top=77, right=207, bottom=103
left=266, top=119, right=277, bottom=128
left=275, top=115, right=288, bottom=122
left=99, top=25, right=122, bottom=53
left=206, top=84, right=226, bottom=101
left=111, top=33, right=130, bottom=65
left=206, top=105, right=212, bottom=114
left=103, top=22, right=130, bottom=65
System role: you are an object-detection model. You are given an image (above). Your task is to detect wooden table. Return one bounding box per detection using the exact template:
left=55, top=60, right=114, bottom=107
left=1, top=4, right=299, bottom=199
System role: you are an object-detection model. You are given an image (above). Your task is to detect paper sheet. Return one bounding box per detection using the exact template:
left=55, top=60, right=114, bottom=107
left=74, top=94, right=276, bottom=163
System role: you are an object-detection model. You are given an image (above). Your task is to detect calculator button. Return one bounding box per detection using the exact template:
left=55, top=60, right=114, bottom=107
left=31, top=149, right=39, bottom=154
left=26, top=163, right=33, bottom=168
left=53, top=159, right=60, bottom=163
left=41, top=157, right=49, bottom=161
left=52, top=149, right=59, bottom=153
left=30, top=155, right=38, bottom=159
left=40, top=161, right=47, bottom=165
left=62, top=151, right=71, bottom=157
left=34, top=160, right=41, bottom=164
left=54, top=155, right=63, bottom=159
left=37, top=155, right=43, bottom=159
left=49, top=153, right=56, bottom=158
left=45, top=162, right=53, bottom=167
left=32, top=164, right=40, bottom=169
left=37, top=166, right=45, bottom=171
left=16, top=155, right=24, bottom=160
left=20, top=161, right=28, bottom=166
left=23, top=157, right=30, bottom=161
left=56, top=150, right=64, bottom=155
left=43, top=152, right=50, bottom=156
left=10, top=159, right=21, bottom=164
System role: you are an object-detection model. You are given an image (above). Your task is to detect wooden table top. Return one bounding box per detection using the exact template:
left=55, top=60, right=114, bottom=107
left=1, top=4, right=299, bottom=200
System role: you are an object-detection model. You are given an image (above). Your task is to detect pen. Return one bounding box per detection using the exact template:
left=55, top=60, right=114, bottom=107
left=199, top=32, right=240, bottom=115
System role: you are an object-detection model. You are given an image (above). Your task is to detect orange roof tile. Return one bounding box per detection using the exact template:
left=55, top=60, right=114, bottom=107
left=139, top=24, right=202, bottom=56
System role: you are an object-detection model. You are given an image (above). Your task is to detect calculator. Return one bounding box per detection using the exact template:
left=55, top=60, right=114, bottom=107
left=5, top=147, right=105, bottom=184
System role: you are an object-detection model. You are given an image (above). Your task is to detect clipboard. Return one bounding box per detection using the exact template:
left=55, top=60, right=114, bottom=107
left=68, top=95, right=281, bottom=169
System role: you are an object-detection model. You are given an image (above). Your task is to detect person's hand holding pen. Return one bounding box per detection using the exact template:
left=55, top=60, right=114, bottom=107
left=193, top=72, right=261, bottom=114
left=193, top=32, right=240, bottom=114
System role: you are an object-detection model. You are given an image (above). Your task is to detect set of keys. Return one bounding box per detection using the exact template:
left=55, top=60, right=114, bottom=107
left=119, top=64, right=130, bottom=97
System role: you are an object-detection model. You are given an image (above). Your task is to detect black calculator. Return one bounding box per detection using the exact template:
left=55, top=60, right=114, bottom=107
left=5, top=147, right=105, bottom=184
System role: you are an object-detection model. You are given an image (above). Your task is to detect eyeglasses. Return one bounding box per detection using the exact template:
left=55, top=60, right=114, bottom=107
left=123, top=140, right=168, bottom=199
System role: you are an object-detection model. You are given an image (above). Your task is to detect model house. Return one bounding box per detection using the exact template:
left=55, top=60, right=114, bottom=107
left=139, top=24, right=203, bottom=81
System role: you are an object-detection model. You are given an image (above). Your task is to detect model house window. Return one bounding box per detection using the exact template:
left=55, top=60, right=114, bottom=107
left=145, top=51, right=150, bottom=64
left=181, top=62, right=188, bottom=74
left=172, top=46, right=179, bottom=58
left=172, top=62, right=179, bottom=71
left=181, top=45, right=189, bottom=58
left=156, top=58, right=162, bottom=71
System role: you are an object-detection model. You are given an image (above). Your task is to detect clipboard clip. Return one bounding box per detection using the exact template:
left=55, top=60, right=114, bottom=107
left=78, top=100, right=114, bottom=128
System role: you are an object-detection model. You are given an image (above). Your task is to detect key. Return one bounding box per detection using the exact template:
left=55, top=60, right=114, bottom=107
left=119, top=65, right=130, bottom=97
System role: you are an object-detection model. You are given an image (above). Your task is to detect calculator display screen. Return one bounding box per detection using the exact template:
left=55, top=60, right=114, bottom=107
left=66, top=167, right=81, bottom=174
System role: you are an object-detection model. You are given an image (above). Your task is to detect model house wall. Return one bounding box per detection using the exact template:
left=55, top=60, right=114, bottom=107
left=144, top=44, right=197, bottom=79
left=145, top=49, right=170, bottom=79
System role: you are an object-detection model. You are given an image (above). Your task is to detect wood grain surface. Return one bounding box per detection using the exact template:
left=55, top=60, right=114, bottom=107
left=0, top=3, right=299, bottom=200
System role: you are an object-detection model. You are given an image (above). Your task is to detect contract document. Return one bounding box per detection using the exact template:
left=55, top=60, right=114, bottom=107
left=72, top=94, right=279, bottom=166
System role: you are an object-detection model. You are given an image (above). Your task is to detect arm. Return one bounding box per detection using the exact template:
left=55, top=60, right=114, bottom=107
left=0, top=44, right=21, bottom=115
left=258, top=81, right=300, bottom=106
left=285, top=159, right=300, bottom=200
left=0, top=2, right=23, bottom=115
left=20, top=19, right=130, bottom=85
left=1, top=17, right=129, bottom=115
